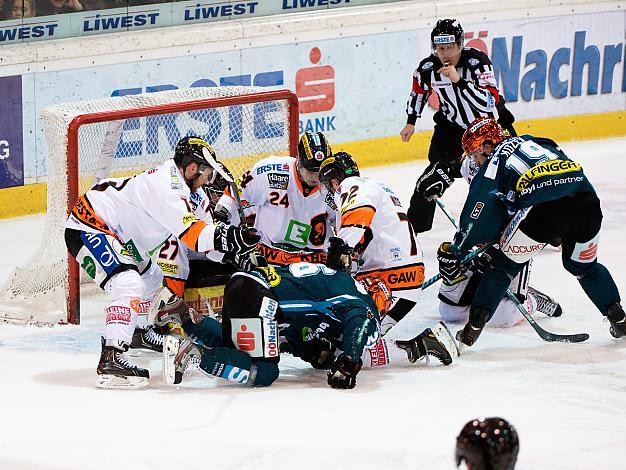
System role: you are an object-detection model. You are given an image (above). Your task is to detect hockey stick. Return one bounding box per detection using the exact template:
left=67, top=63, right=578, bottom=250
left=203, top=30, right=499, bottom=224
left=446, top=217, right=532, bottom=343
left=434, top=198, right=589, bottom=343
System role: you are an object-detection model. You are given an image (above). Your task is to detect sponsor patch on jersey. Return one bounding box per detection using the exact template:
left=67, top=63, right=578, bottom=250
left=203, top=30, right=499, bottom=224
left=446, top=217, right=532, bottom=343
left=157, top=260, right=179, bottom=275
left=258, top=267, right=282, bottom=287
left=268, top=173, right=289, bottom=190
left=571, top=233, right=600, bottom=263
left=182, top=213, right=198, bottom=225
left=256, top=163, right=290, bottom=175
left=470, top=202, right=484, bottom=219
left=170, top=166, right=183, bottom=190
left=390, top=247, right=401, bottom=261
left=468, top=58, right=480, bottom=67
left=231, top=318, right=263, bottom=357
left=515, top=160, right=582, bottom=191
left=433, top=34, right=455, bottom=45
left=421, top=61, right=433, bottom=71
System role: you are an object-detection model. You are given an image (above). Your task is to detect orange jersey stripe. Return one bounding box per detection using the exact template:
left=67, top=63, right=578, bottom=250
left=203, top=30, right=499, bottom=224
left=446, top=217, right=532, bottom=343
left=179, top=220, right=208, bottom=252
left=71, top=195, right=117, bottom=238
left=356, top=263, right=425, bottom=291
left=257, top=244, right=327, bottom=266
left=164, top=277, right=186, bottom=297
left=341, top=205, right=375, bottom=228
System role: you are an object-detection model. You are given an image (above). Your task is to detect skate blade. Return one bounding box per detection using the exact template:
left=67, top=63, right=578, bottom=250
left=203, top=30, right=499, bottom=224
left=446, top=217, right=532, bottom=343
left=147, top=286, right=175, bottom=326
left=433, top=321, right=460, bottom=361
left=163, top=335, right=182, bottom=385
left=96, top=374, right=149, bottom=390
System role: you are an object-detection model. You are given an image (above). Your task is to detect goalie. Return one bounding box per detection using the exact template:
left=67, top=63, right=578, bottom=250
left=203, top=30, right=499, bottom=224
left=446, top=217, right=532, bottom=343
left=64, top=136, right=260, bottom=389
left=150, top=263, right=459, bottom=389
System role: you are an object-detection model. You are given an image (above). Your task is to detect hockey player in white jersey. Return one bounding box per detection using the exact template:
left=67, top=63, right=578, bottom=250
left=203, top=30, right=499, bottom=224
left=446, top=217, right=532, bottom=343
left=215, top=131, right=335, bottom=266
left=64, top=136, right=260, bottom=389
left=318, top=152, right=425, bottom=333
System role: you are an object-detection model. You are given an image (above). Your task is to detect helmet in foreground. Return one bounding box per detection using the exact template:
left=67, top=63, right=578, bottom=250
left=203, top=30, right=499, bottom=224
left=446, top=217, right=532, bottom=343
left=455, top=417, right=519, bottom=470
left=461, top=118, right=505, bottom=156
left=298, top=132, right=332, bottom=172
left=318, top=152, right=360, bottom=191
left=174, top=136, right=217, bottom=169
left=431, top=18, right=464, bottom=50
left=358, top=274, right=393, bottom=316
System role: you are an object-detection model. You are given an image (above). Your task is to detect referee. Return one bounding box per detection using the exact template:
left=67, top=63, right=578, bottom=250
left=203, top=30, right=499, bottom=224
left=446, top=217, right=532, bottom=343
left=400, top=18, right=516, bottom=233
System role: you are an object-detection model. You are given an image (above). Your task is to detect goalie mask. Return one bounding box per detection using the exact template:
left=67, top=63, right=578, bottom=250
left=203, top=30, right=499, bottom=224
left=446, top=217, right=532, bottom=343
left=298, top=131, right=332, bottom=172
left=461, top=118, right=505, bottom=158
left=358, top=275, right=393, bottom=316
left=456, top=417, right=519, bottom=470
left=318, top=152, right=360, bottom=193
left=431, top=18, right=464, bottom=51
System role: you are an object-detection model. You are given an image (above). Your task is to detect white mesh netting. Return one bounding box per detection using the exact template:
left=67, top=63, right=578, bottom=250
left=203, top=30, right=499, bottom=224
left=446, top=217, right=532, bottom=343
left=0, top=86, right=295, bottom=324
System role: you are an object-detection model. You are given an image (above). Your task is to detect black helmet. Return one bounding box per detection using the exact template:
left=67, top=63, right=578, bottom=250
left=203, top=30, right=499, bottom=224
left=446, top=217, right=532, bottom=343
left=174, top=136, right=217, bottom=168
left=297, top=132, right=332, bottom=172
left=318, top=151, right=359, bottom=191
left=455, top=417, right=519, bottom=470
left=431, top=18, right=464, bottom=50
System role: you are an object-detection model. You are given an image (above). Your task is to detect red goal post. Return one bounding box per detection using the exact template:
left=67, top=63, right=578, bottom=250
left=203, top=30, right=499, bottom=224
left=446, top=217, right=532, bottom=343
left=0, top=87, right=299, bottom=325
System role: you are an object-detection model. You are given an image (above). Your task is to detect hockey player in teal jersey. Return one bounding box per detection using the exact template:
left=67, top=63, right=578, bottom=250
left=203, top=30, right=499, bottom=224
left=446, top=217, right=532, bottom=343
left=150, top=262, right=458, bottom=389
left=437, top=117, right=625, bottom=349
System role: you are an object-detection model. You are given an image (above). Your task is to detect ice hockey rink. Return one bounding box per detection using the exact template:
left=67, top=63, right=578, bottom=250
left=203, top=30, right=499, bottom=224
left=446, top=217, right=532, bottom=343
left=0, top=137, right=624, bottom=469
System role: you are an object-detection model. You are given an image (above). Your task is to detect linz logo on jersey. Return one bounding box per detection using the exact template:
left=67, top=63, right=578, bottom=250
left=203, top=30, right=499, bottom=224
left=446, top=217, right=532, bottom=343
left=470, top=202, right=484, bottom=219
left=268, top=173, right=289, bottom=190
left=257, top=163, right=290, bottom=175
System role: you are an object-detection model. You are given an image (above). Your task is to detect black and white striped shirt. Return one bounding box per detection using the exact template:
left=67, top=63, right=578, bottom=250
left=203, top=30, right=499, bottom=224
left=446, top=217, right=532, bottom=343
left=406, top=47, right=513, bottom=129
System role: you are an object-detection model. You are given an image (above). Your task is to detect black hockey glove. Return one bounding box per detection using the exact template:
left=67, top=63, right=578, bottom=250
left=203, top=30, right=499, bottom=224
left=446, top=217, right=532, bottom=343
left=437, top=242, right=464, bottom=285
left=213, top=223, right=260, bottom=256
left=415, top=162, right=455, bottom=201
left=302, top=338, right=337, bottom=370
left=468, top=244, right=496, bottom=275
left=327, top=354, right=362, bottom=390
left=212, top=204, right=231, bottom=224
left=326, top=236, right=353, bottom=272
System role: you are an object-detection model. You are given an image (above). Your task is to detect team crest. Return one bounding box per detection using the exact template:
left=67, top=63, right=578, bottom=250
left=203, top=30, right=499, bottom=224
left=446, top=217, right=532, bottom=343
left=314, top=150, right=325, bottom=161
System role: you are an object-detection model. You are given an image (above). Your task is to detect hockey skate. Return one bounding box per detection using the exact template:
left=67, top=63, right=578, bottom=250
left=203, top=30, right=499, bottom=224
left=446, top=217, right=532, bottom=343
left=396, top=321, right=459, bottom=365
left=606, top=302, right=626, bottom=338
left=163, top=336, right=203, bottom=385
left=129, top=326, right=164, bottom=353
left=96, top=337, right=149, bottom=390
left=527, top=286, right=562, bottom=317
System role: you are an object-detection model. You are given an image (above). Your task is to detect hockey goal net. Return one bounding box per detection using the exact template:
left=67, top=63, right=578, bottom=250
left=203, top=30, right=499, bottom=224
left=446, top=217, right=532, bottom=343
left=0, top=87, right=299, bottom=325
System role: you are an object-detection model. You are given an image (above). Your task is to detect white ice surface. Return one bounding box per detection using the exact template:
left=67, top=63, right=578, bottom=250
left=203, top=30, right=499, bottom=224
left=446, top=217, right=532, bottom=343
left=1, top=138, right=625, bottom=469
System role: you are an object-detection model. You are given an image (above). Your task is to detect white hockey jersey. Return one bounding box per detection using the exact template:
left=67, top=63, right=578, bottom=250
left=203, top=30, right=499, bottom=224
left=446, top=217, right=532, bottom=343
left=218, top=156, right=335, bottom=265
left=65, top=159, right=217, bottom=261
left=331, top=176, right=424, bottom=300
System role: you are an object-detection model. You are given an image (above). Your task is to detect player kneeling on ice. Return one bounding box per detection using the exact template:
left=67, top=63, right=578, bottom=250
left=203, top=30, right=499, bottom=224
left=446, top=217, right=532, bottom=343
left=64, top=136, right=261, bottom=389
left=442, top=117, right=625, bottom=350
left=317, top=152, right=425, bottom=334
left=151, top=262, right=458, bottom=389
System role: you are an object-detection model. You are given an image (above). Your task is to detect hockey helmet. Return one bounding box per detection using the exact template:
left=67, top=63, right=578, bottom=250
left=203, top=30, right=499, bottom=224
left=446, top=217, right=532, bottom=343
left=461, top=118, right=505, bottom=157
left=318, top=152, right=360, bottom=192
left=431, top=18, right=464, bottom=50
left=298, top=131, right=332, bottom=172
left=358, top=274, right=393, bottom=316
left=174, top=136, right=217, bottom=170
left=455, top=417, right=519, bottom=470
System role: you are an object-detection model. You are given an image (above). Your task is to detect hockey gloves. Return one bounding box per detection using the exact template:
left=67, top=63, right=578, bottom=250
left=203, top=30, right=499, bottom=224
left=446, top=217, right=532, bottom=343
left=326, top=236, right=353, bottom=272
left=437, top=242, right=464, bottom=285
left=415, top=162, right=455, bottom=201
left=214, top=223, right=260, bottom=256
left=327, top=354, right=362, bottom=389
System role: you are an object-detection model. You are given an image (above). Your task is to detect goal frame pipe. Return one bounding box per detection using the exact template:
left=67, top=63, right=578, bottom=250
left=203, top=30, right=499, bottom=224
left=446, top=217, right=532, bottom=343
left=66, top=89, right=300, bottom=324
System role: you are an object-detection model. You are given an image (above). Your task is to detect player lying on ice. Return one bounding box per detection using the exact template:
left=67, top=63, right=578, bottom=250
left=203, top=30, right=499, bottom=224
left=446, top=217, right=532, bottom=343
left=150, top=262, right=459, bottom=389
left=437, top=117, right=625, bottom=350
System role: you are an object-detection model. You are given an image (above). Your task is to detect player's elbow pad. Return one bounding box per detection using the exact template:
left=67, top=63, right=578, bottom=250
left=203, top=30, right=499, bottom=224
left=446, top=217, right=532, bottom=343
left=251, top=360, right=280, bottom=387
